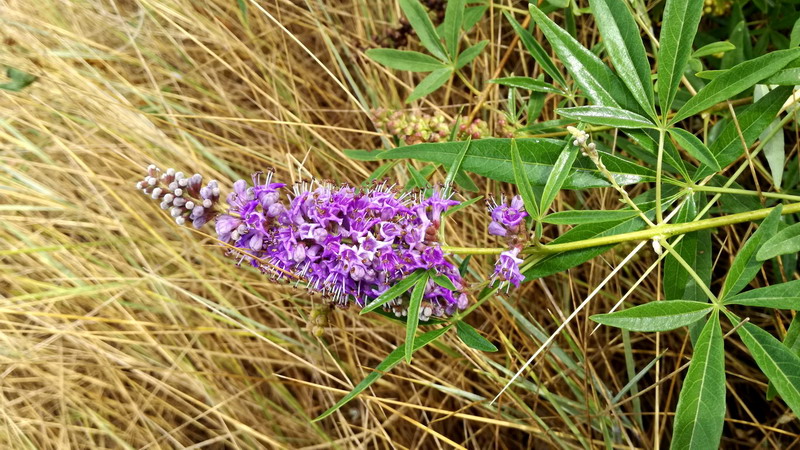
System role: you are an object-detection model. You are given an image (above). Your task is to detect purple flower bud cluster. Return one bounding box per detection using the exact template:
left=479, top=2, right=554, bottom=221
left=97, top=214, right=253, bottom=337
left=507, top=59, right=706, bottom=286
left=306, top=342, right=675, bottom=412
left=137, top=164, right=470, bottom=320
left=137, top=165, right=222, bottom=228
left=487, top=195, right=528, bottom=289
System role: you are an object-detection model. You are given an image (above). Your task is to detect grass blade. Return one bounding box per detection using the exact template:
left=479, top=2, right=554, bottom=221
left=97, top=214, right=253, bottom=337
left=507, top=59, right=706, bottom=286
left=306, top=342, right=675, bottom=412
left=313, top=326, right=451, bottom=421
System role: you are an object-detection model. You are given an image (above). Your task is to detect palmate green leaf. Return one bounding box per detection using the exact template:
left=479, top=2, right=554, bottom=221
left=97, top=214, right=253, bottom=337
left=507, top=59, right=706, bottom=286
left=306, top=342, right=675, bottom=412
left=625, top=129, right=691, bottom=180
left=668, top=128, right=720, bottom=171
left=692, top=41, right=736, bottom=59
left=662, top=195, right=712, bottom=337
left=543, top=209, right=639, bottom=224
left=589, top=0, right=656, bottom=117
left=528, top=4, right=637, bottom=111
left=758, top=222, right=800, bottom=261
left=761, top=68, right=800, bottom=86
left=504, top=12, right=566, bottom=87
left=696, top=85, right=792, bottom=180
left=365, top=49, right=448, bottom=72
left=463, top=5, right=486, bottom=31
left=406, top=68, right=452, bottom=103
left=667, top=195, right=712, bottom=344
left=490, top=77, right=563, bottom=94
left=399, top=0, right=448, bottom=61
left=511, top=139, right=539, bottom=218
left=361, top=269, right=425, bottom=314
left=540, top=143, right=580, bottom=215
left=672, top=48, right=800, bottom=123
left=694, top=70, right=724, bottom=80
left=734, top=318, right=800, bottom=416
left=755, top=85, right=786, bottom=190
left=405, top=272, right=431, bottom=363
left=455, top=40, right=488, bottom=69
left=591, top=300, right=713, bottom=332
left=721, top=204, right=783, bottom=299
left=375, top=138, right=654, bottom=188
left=557, top=106, right=656, bottom=129
left=721, top=21, right=749, bottom=70
left=313, top=325, right=451, bottom=421
left=456, top=321, right=498, bottom=352
left=443, top=0, right=465, bottom=58
left=724, top=280, right=800, bottom=310
left=671, top=312, right=725, bottom=450
left=768, top=316, right=800, bottom=400
left=657, top=0, right=704, bottom=113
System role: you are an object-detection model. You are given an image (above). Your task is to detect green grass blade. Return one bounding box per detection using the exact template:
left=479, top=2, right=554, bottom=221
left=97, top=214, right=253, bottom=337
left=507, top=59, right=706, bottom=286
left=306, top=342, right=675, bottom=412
left=672, top=48, right=800, bottom=123
left=313, top=326, right=451, bottom=421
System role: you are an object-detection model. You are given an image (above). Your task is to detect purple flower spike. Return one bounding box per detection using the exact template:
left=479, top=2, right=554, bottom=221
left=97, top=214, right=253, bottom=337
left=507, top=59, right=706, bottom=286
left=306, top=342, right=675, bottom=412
left=140, top=166, right=471, bottom=320
left=137, top=165, right=221, bottom=228
left=492, top=248, right=524, bottom=288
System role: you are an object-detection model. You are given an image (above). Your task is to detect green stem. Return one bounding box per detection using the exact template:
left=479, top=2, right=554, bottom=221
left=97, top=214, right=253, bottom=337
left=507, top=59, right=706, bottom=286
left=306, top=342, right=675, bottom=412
left=657, top=238, right=719, bottom=304
left=441, top=202, right=800, bottom=256
left=690, top=184, right=800, bottom=202
left=655, top=127, right=666, bottom=224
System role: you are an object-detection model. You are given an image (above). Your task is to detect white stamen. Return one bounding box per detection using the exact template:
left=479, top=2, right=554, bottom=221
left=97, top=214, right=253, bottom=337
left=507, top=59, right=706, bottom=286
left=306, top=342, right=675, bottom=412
left=185, top=201, right=195, bottom=210
left=203, top=199, right=212, bottom=208
left=174, top=188, right=183, bottom=197
left=175, top=217, right=185, bottom=225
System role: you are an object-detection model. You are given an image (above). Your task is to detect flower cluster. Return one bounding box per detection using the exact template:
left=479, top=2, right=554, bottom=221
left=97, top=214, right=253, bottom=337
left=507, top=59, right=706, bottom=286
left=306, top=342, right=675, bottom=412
left=138, top=166, right=469, bottom=320
left=136, top=165, right=222, bottom=228
left=487, top=195, right=528, bottom=288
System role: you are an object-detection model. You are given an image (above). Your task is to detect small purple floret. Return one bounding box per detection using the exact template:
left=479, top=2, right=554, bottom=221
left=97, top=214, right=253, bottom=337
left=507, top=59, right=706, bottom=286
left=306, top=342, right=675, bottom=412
left=492, top=248, right=524, bottom=288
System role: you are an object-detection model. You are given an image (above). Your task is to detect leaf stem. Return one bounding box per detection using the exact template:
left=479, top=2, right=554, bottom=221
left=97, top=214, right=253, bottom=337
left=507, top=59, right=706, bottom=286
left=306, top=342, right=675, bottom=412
left=690, top=184, right=800, bottom=202
left=441, top=201, right=800, bottom=256
left=655, top=127, right=666, bottom=224
left=657, top=238, right=719, bottom=304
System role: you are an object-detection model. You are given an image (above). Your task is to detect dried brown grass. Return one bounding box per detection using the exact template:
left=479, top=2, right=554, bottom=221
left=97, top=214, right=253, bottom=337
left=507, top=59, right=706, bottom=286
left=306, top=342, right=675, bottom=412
left=1, top=0, right=798, bottom=448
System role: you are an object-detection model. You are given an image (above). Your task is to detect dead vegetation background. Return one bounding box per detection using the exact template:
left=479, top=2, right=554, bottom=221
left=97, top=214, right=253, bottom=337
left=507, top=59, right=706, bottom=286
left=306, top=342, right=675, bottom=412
left=1, top=0, right=798, bottom=448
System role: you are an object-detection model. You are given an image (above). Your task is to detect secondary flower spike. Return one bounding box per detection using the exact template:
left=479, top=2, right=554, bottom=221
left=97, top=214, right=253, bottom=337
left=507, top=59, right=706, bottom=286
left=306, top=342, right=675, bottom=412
left=487, top=194, right=529, bottom=290
left=138, top=165, right=469, bottom=320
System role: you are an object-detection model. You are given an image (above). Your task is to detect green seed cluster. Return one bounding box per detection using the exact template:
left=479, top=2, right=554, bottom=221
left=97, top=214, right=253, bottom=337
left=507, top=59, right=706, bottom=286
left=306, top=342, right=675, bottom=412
left=372, top=109, right=513, bottom=145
